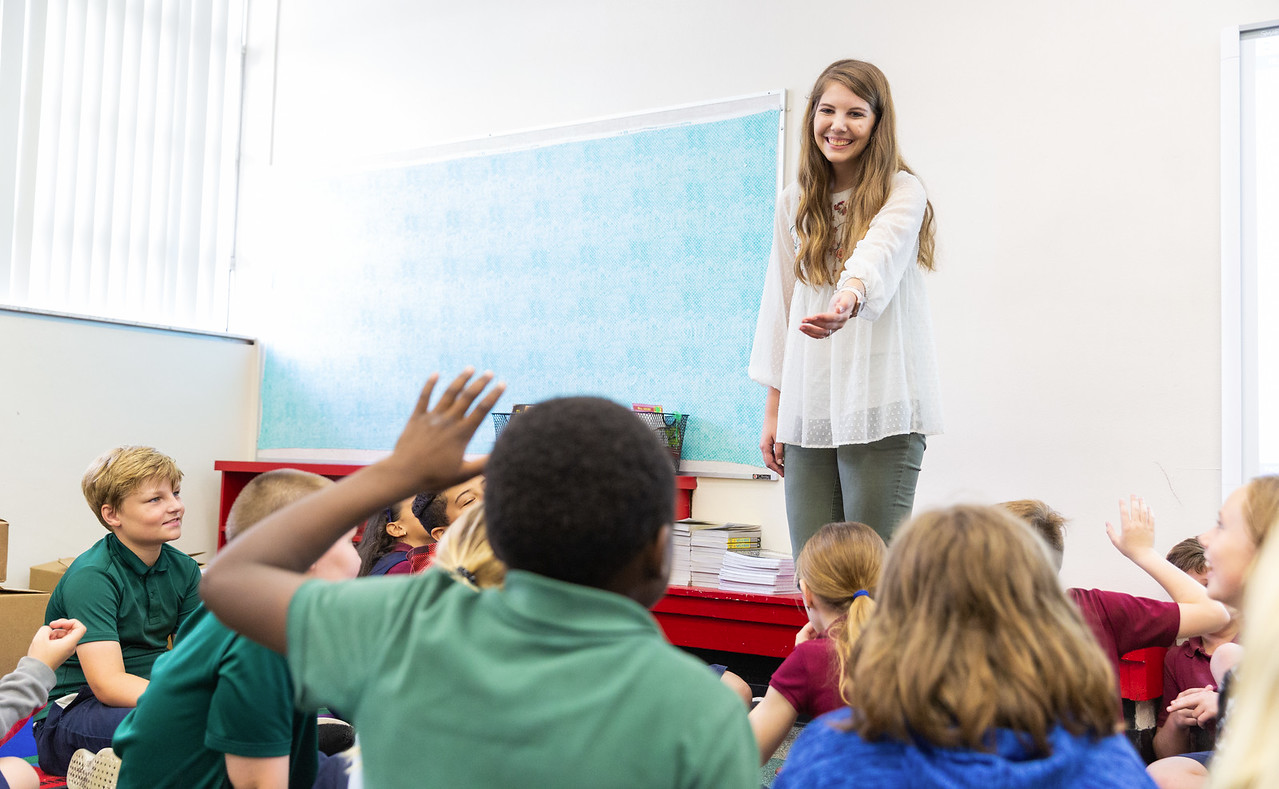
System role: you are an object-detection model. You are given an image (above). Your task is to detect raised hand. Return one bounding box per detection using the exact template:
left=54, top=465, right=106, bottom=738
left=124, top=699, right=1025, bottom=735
left=384, top=369, right=505, bottom=494
left=1105, top=495, right=1156, bottom=560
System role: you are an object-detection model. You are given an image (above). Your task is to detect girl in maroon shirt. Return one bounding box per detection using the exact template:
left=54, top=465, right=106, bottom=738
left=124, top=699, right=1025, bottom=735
left=749, top=521, right=885, bottom=765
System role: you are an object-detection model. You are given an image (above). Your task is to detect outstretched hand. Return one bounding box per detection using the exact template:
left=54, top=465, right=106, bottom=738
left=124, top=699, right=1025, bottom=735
left=27, top=618, right=86, bottom=671
left=798, top=290, right=858, bottom=340
left=1105, top=495, right=1156, bottom=560
left=384, top=369, right=505, bottom=494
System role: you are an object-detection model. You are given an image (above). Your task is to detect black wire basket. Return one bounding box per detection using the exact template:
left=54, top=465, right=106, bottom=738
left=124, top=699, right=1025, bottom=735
left=492, top=410, right=687, bottom=471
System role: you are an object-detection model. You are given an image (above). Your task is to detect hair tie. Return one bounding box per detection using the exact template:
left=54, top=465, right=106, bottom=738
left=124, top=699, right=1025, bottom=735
left=851, top=590, right=870, bottom=601
left=455, top=567, right=479, bottom=586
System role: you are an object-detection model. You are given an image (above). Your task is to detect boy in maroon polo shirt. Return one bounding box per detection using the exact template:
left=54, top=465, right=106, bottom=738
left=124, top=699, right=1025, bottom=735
left=1152, top=538, right=1239, bottom=758
left=1002, top=498, right=1230, bottom=697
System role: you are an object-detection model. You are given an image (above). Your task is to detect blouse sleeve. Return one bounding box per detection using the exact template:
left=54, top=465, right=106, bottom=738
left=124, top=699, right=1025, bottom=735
left=748, top=188, right=798, bottom=390
left=835, top=171, right=928, bottom=322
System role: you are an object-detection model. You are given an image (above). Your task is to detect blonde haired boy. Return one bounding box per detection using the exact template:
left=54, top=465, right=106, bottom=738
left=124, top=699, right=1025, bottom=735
left=112, top=468, right=357, bottom=789
left=33, top=446, right=203, bottom=777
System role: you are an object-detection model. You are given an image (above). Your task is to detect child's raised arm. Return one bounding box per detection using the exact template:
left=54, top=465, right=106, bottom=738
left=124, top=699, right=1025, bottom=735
left=202, top=370, right=504, bottom=653
left=1105, top=495, right=1230, bottom=638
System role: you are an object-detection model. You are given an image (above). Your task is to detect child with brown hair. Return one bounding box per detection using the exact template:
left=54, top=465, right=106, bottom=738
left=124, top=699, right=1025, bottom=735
left=749, top=521, right=884, bottom=764
left=1153, top=537, right=1239, bottom=759
left=356, top=496, right=426, bottom=576
left=776, top=505, right=1154, bottom=787
left=1002, top=497, right=1229, bottom=696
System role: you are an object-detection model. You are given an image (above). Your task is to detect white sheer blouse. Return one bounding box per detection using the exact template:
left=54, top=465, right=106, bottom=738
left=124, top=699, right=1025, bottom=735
left=748, top=171, right=943, bottom=447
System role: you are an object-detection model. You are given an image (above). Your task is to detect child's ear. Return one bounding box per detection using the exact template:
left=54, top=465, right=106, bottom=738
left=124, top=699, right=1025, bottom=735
left=645, top=525, right=672, bottom=581
left=799, top=579, right=814, bottom=609
left=430, top=526, right=448, bottom=542
left=101, top=504, right=122, bottom=529
left=385, top=520, right=407, bottom=538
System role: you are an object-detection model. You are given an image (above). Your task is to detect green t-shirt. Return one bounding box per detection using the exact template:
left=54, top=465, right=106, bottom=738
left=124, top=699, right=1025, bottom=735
left=113, top=606, right=318, bottom=789
left=288, top=569, right=757, bottom=789
left=44, top=533, right=202, bottom=702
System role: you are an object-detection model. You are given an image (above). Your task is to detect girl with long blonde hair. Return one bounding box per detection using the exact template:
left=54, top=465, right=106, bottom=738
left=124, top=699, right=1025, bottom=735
left=1204, top=526, right=1279, bottom=788
left=749, top=59, right=942, bottom=556
left=1146, top=475, right=1279, bottom=789
left=776, top=505, right=1155, bottom=788
left=748, top=522, right=884, bottom=764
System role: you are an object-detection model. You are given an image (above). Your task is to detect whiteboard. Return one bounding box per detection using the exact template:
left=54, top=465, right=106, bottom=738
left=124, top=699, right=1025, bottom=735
left=250, top=94, right=784, bottom=472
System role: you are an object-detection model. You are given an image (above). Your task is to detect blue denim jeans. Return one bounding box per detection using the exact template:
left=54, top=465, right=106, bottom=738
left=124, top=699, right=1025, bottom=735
left=783, top=433, right=926, bottom=558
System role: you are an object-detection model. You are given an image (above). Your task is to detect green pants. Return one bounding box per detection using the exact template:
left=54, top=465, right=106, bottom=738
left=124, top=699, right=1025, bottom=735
left=783, top=433, right=926, bottom=559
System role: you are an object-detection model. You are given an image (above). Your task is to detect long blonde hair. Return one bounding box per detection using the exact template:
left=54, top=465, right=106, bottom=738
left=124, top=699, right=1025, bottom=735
left=433, top=503, right=506, bottom=590
left=1241, top=475, right=1279, bottom=548
left=794, top=59, right=936, bottom=287
left=1205, top=531, right=1279, bottom=788
left=796, top=522, right=885, bottom=699
left=842, top=505, right=1118, bottom=754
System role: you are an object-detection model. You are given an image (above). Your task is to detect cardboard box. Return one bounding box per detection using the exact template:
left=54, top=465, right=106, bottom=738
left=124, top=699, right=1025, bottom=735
left=29, top=558, right=76, bottom=593
left=0, top=518, right=9, bottom=583
left=0, top=586, right=51, bottom=673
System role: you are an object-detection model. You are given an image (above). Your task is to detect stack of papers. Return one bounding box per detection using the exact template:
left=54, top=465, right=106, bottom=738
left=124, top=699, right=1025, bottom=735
left=717, top=549, right=797, bottom=594
left=669, top=521, right=692, bottom=586
left=682, top=521, right=762, bottom=588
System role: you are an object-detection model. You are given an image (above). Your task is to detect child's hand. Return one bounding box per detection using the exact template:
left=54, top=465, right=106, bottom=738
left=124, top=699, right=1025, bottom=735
left=1104, top=495, right=1156, bottom=560
left=1165, top=685, right=1218, bottom=728
left=794, top=622, right=818, bottom=646
left=385, top=369, right=505, bottom=493
left=27, top=618, right=87, bottom=671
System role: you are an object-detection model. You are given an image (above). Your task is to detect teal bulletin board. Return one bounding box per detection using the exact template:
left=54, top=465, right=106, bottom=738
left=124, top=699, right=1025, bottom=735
left=255, top=102, right=782, bottom=468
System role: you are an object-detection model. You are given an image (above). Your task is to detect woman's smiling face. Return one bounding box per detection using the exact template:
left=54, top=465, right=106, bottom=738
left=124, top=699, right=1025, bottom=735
left=812, top=81, right=876, bottom=173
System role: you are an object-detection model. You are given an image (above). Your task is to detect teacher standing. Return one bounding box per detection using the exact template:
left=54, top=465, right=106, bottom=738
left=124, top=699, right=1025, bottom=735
left=750, top=59, right=942, bottom=556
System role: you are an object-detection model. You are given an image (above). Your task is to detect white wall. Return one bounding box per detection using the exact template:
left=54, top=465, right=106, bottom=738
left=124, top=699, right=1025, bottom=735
left=239, top=0, right=1279, bottom=594
left=0, top=311, right=259, bottom=587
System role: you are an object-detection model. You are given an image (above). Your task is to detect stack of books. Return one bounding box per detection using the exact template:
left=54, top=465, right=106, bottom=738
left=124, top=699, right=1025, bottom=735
left=669, top=521, right=693, bottom=586
left=682, top=520, right=763, bottom=588
left=717, top=549, right=797, bottom=594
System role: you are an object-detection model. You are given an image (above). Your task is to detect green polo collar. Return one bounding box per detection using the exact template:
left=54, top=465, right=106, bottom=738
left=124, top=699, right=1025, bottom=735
left=104, top=532, right=168, bottom=576
left=498, top=569, right=661, bottom=638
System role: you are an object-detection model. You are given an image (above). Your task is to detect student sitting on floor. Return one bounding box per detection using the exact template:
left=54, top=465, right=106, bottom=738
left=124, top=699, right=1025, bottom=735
left=775, top=505, right=1155, bottom=788
left=34, top=446, right=203, bottom=777
left=314, top=501, right=508, bottom=789
left=356, top=496, right=427, bottom=576
left=1002, top=497, right=1229, bottom=701
left=1146, top=475, right=1279, bottom=789
left=431, top=502, right=506, bottom=590
left=200, top=371, right=758, bottom=788
left=403, top=475, right=484, bottom=572
left=1153, top=537, right=1239, bottom=759
left=0, top=619, right=85, bottom=789
left=1195, top=513, right=1279, bottom=789
left=749, top=521, right=885, bottom=765
left=111, top=468, right=359, bottom=789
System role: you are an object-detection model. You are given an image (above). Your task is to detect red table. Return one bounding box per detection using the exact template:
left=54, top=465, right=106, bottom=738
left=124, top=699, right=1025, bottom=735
left=651, top=585, right=807, bottom=658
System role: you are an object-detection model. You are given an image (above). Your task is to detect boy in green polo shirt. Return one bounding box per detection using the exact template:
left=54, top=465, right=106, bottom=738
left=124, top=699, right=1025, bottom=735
left=34, top=446, right=203, bottom=777
left=112, top=468, right=359, bottom=789
left=202, top=371, right=758, bottom=789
